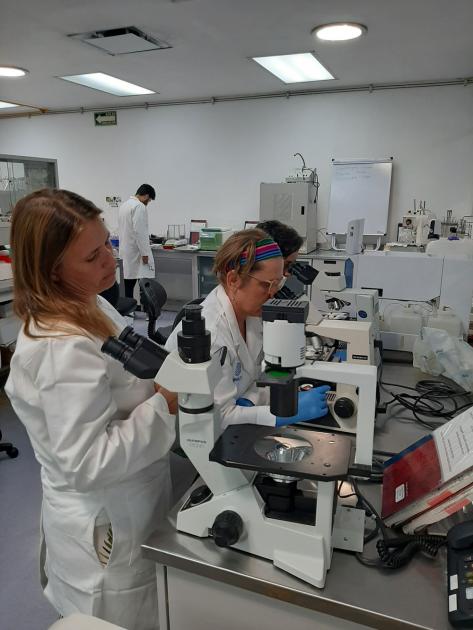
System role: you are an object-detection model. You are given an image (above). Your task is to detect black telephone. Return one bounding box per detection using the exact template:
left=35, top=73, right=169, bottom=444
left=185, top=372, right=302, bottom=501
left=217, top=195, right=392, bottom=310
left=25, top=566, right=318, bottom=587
left=447, top=520, right=473, bottom=627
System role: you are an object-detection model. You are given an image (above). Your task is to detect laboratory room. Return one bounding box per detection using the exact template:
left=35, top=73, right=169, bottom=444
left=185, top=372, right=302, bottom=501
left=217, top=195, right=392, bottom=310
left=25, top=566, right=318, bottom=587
left=2, top=2, right=473, bottom=630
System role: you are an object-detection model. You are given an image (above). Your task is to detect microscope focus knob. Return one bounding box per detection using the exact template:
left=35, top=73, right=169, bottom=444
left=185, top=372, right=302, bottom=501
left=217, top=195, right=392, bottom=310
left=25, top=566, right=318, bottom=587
left=211, top=510, right=243, bottom=548
left=333, top=397, right=356, bottom=419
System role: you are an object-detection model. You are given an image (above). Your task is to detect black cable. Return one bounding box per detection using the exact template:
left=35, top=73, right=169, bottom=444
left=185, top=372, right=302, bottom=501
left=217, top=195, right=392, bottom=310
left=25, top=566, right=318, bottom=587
left=352, top=479, right=445, bottom=570
left=380, top=378, right=473, bottom=430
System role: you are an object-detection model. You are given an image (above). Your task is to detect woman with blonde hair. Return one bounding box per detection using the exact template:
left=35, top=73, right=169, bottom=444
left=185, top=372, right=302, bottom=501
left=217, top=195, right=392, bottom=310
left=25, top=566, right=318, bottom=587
left=5, top=189, right=176, bottom=629
left=165, top=229, right=329, bottom=429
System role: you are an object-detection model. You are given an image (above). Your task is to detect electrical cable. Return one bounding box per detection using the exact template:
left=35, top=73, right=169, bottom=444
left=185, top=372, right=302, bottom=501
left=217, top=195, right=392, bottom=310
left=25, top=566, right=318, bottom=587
left=380, top=378, right=473, bottom=430
left=351, top=478, right=445, bottom=570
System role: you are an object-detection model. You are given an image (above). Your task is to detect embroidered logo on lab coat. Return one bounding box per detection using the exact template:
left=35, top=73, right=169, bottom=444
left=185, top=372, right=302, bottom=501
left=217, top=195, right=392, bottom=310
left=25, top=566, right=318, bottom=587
left=233, top=361, right=242, bottom=383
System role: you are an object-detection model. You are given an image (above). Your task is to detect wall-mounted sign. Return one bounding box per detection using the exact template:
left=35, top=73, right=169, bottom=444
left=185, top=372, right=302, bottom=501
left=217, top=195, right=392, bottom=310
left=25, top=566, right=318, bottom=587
left=106, top=196, right=122, bottom=207
left=94, top=111, right=117, bottom=126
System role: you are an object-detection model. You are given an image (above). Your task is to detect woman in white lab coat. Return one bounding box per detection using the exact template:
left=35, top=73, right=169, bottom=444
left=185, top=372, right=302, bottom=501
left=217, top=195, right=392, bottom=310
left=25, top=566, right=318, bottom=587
left=5, top=189, right=176, bottom=629
left=165, top=229, right=329, bottom=430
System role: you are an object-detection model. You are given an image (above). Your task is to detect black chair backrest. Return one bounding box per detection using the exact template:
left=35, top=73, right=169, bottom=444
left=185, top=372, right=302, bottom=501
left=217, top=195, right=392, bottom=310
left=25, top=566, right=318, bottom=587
left=171, top=298, right=205, bottom=332
left=139, top=279, right=168, bottom=319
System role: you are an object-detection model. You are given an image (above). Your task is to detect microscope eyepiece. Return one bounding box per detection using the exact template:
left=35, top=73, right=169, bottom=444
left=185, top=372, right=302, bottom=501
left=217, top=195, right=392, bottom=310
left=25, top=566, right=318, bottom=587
left=101, top=337, right=133, bottom=364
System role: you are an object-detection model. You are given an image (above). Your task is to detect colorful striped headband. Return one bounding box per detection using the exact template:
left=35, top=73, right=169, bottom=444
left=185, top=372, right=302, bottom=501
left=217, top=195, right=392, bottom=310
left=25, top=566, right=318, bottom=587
left=240, top=238, right=282, bottom=266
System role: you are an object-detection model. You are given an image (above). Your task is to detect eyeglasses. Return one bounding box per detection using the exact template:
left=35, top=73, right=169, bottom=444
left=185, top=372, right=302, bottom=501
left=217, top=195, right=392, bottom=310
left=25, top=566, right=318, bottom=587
left=247, top=273, right=287, bottom=294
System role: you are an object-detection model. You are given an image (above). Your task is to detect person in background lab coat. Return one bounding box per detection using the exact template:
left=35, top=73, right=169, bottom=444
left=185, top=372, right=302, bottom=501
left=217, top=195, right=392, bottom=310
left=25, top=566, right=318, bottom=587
left=164, top=229, right=329, bottom=430
left=118, top=183, right=156, bottom=299
left=5, top=189, right=177, bottom=630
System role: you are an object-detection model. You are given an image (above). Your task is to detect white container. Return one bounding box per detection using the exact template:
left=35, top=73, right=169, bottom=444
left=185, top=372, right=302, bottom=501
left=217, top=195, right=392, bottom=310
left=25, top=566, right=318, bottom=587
left=388, top=306, right=423, bottom=334
left=427, top=310, right=463, bottom=337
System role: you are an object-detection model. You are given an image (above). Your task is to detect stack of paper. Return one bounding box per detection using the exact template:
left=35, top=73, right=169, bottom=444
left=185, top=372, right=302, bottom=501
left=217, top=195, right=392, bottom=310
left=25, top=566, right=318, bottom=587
left=382, top=406, right=473, bottom=533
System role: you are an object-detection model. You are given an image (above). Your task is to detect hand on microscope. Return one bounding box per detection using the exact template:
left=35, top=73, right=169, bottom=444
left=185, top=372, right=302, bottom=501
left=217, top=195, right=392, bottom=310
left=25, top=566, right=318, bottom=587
left=275, top=385, right=330, bottom=427
left=154, top=383, right=178, bottom=415
left=236, top=385, right=331, bottom=427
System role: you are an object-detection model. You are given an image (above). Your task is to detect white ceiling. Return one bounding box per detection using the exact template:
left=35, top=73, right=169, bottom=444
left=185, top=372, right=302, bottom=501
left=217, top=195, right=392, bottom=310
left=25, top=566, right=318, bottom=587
left=1, top=0, right=473, bottom=115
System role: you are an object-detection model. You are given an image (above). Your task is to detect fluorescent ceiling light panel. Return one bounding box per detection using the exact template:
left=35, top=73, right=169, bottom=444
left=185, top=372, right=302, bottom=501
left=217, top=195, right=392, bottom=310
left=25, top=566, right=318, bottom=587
left=314, top=23, right=366, bottom=41
left=253, top=53, right=334, bottom=83
left=0, top=101, right=19, bottom=108
left=0, top=66, right=28, bottom=77
left=60, top=72, right=155, bottom=96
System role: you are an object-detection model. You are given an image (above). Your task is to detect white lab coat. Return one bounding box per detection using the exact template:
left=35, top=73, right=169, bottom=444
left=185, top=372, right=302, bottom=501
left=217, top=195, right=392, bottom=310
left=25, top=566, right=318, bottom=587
left=165, top=285, right=275, bottom=430
left=118, top=196, right=155, bottom=279
left=5, top=297, right=175, bottom=629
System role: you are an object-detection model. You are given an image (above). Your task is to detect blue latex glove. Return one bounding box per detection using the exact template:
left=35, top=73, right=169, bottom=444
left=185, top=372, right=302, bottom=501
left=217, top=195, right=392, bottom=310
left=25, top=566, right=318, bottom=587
left=275, top=385, right=330, bottom=427
left=236, top=398, right=255, bottom=407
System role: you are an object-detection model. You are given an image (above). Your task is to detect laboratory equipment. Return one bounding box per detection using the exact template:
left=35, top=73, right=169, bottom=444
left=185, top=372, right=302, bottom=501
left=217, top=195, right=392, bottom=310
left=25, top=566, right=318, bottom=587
left=260, top=182, right=317, bottom=254
left=426, top=237, right=473, bottom=258
left=102, top=302, right=377, bottom=589
left=354, top=251, right=473, bottom=351
left=164, top=224, right=188, bottom=248
left=446, top=520, right=473, bottom=627
left=345, top=218, right=365, bottom=255
left=199, top=227, right=233, bottom=251
left=397, top=200, right=440, bottom=247
left=441, top=209, right=459, bottom=238
left=189, top=219, right=207, bottom=245
left=163, top=238, right=187, bottom=249
left=311, top=259, right=347, bottom=291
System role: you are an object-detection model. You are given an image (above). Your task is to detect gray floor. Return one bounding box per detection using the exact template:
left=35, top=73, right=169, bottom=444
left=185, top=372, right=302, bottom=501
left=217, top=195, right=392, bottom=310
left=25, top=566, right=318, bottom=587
left=0, top=310, right=195, bottom=630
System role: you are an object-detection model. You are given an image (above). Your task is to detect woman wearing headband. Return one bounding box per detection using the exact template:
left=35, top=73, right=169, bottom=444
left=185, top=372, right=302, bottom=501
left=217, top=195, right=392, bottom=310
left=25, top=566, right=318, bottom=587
left=164, top=229, right=328, bottom=429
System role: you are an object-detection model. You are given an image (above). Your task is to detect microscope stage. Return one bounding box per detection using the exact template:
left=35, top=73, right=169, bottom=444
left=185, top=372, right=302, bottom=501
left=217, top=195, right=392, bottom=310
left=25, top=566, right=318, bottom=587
left=209, top=425, right=352, bottom=481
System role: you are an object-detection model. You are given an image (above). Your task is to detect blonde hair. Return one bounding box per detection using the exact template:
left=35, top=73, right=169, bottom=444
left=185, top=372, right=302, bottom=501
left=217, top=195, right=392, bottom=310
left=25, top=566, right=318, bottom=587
left=213, top=228, right=280, bottom=285
left=11, top=188, right=117, bottom=340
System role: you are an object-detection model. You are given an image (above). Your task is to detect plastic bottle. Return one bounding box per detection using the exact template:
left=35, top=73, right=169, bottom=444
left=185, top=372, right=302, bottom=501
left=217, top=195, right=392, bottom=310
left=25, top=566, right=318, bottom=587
left=427, top=309, right=462, bottom=337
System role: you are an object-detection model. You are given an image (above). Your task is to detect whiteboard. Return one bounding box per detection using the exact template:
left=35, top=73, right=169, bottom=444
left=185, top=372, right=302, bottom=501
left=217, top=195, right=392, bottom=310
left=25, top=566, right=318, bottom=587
left=327, top=159, right=393, bottom=235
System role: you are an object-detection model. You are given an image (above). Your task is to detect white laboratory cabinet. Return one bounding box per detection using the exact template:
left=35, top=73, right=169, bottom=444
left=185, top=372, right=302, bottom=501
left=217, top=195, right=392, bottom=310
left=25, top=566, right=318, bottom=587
left=260, top=182, right=317, bottom=254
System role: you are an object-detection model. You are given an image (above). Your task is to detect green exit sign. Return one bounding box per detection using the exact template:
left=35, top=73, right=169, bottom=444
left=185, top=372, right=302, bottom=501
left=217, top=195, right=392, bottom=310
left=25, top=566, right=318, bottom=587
left=94, top=111, right=117, bottom=126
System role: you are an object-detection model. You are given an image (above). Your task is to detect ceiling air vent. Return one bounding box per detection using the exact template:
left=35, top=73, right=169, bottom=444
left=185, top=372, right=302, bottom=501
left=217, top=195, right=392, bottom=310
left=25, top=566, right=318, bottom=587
left=68, top=26, right=172, bottom=56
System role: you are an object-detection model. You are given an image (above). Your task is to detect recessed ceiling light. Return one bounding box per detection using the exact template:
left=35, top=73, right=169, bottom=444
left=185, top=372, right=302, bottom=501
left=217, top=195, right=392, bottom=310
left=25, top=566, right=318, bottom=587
left=59, top=72, right=155, bottom=96
left=252, top=53, right=334, bottom=84
left=0, top=66, right=28, bottom=78
left=313, top=23, right=366, bottom=41
left=0, top=101, right=19, bottom=108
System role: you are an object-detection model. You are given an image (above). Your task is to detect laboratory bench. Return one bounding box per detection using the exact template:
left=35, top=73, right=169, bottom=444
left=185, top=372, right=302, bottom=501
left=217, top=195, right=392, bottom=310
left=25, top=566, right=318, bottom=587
left=142, top=362, right=453, bottom=630
left=151, top=246, right=348, bottom=310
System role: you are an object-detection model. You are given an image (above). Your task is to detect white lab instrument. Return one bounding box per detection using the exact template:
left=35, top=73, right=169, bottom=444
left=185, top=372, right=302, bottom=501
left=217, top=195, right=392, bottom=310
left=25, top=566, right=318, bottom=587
left=426, top=237, right=473, bottom=258
left=312, top=258, right=346, bottom=291
left=304, top=307, right=377, bottom=454
left=260, top=182, right=317, bottom=254
left=156, top=302, right=377, bottom=589
left=322, top=287, right=379, bottom=329
left=398, top=201, right=440, bottom=247
left=354, top=252, right=473, bottom=351
left=345, top=218, right=365, bottom=255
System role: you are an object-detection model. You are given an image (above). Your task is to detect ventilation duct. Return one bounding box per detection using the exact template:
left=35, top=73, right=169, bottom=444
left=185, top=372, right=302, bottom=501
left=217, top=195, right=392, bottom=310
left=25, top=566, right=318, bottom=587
left=68, top=27, right=172, bottom=55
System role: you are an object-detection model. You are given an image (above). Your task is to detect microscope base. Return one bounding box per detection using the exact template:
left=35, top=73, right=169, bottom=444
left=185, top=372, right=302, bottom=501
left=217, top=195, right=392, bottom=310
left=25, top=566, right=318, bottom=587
left=176, top=479, right=336, bottom=588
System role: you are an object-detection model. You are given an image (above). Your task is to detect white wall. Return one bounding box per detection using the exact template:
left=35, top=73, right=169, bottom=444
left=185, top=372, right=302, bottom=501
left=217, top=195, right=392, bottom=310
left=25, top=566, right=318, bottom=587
left=1, top=85, right=472, bottom=241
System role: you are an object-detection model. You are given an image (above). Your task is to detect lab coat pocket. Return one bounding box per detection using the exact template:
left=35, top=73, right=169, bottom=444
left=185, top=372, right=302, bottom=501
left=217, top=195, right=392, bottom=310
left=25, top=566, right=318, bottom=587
left=93, top=521, right=114, bottom=569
